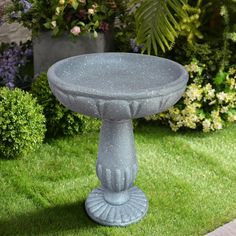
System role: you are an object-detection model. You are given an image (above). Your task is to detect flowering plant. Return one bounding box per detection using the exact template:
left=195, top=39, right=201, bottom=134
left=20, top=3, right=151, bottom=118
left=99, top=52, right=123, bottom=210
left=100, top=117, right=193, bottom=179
left=6, top=0, right=118, bottom=37
left=146, top=60, right=236, bottom=132
left=0, top=41, right=33, bottom=89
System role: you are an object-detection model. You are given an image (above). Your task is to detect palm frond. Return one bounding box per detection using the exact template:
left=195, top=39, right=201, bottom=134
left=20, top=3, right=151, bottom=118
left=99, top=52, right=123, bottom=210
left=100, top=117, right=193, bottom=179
left=130, top=0, right=188, bottom=55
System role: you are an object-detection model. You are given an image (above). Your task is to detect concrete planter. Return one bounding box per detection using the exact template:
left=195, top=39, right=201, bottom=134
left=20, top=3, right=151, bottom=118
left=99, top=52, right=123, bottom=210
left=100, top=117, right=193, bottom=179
left=33, top=32, right=113, bottom=74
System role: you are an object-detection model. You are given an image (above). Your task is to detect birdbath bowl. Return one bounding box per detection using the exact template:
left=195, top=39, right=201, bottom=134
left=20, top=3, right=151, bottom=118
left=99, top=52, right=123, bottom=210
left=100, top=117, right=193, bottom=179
left=48, top=53, right=188, bottom=226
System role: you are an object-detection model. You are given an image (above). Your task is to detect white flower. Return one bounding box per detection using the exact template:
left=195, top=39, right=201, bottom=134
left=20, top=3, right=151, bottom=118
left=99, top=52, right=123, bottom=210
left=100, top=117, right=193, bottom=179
left=207, top=89, right=215, bottom=99
left=51, top=21, right=57, bottom=28
left=209, top=100, right=216, bottom=105
left=185, top=84, right=203, bottom=101
left=92, top=3, right=98, bottom=9
left=211, top=110, right=220, bottom=119
left=213, top=121, right=223, bottom=130
left=220, top=6, right=227, bottom=17
left=226, top=78, right=236, bottom=90
left=185, top=61, right=201, bottom=74
left=229, top=67, right=236, bottom=75
left=217, top=92, right=228, bottom=102
left=56, top=7, right=61, bottom=15
left=202, top=119, right=211, bottom=132
left=70, top=26, right=81, bottom=36
left=204, top=83, right=215, bottom=100
left=228, top=114, right=236, bottom=122
left=88, top=8, right=95, bottom=15
left=220, top=106, right=228, bottom=113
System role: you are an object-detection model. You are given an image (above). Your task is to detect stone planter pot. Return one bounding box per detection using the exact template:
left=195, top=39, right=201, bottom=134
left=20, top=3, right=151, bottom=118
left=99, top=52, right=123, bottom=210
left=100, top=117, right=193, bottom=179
left=33, top=32, right=113, bottom=74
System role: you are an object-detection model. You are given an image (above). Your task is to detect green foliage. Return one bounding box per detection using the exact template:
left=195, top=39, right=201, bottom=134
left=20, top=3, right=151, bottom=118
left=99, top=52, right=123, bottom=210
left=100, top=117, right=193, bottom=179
left=146, top=62, right=236, bottom=132
left=114, top=4, right=136, bottom=52
left=142, top=0, right=236, bottom=132
left=6, top=0, right=118, bottom=36
left=31, top=73, right=100, bottom=137
left=182, top=0, right=236, bottom=70
left=0, top=87, right=46, bottom=159
left=127, top=0, right=236, bottom=57
left=165, top=0, right=236, bottom=74
left=130, top=0, right=188, bottom=55
left=178, top=0, right=205, bottom=43
left=168, top=41, right=233, bottom=76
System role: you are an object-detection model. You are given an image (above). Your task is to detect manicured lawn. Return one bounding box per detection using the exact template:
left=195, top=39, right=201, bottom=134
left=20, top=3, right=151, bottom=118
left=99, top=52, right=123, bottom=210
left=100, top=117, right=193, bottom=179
left=0, top=122, right=236, bottom=236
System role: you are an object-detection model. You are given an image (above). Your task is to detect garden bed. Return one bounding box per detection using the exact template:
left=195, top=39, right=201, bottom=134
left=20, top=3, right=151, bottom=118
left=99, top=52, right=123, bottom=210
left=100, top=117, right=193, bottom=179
left=0, top=123, right=235, bottom=236
left=0, top=0, right=236, bottom=234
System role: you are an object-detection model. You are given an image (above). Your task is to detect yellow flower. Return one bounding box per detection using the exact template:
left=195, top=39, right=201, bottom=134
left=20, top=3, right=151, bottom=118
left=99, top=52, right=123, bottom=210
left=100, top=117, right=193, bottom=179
left=168, top=107, right=180, bottom=115
left=228, top=114, right=236, bottom=122
left=202, top=119, right=212, bottom=132
left=169, top=122, right=179, bottom=132
left=204, top=83, right=213, bottom=91
left=182, top=114, right=198, bottom=129
left=213, top=121, right=223, bottom=130
left=210, top=110, right=223, bottom=130
left=216, top=92, right=228, bottom=102
left=209, top=100, right=216, bottom=105
left=229, top=67, right=236, bottom=75
left=185, top=61, right=202, bottom=75
left=204, top=83, right=215, bottom=100
left=226, top=78, right=236, bottom=90
left=211, top=110, right=220, bottom=120
left=56, top=7, right=61, bottom=15
left=185, top=84, right=203, bottom=102
left=220, top=106, right=228, bottom=113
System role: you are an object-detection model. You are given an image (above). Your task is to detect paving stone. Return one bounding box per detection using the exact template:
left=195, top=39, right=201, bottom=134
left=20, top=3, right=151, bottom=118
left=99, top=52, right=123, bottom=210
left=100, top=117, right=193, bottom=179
left=206, top=219, right=236, bottom=236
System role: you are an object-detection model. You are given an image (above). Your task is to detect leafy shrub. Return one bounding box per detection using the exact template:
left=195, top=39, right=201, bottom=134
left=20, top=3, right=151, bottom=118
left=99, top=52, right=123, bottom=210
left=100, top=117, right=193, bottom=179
left=31, top=73, right=101, bottom=137
left=169, top=1, right=236, bottom=75
left=129, top=0, right=236, bottom=55
left=146, top=62, right=236, bottom=132
left=6, top=0, right=119, bottom=37
left=0, top=87, right=46, bottom=159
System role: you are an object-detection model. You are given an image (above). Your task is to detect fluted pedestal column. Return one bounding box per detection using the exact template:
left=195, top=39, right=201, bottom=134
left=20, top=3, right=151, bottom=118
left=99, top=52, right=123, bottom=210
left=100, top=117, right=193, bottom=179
left=85, top=119, right=148, bottom=226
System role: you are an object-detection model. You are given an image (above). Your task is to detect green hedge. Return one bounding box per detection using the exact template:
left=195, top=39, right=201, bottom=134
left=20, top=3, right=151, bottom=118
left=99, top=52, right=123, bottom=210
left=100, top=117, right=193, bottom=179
left=0, top=88, right=46, bottom=159
left=31, top=73, right=101, bottom=137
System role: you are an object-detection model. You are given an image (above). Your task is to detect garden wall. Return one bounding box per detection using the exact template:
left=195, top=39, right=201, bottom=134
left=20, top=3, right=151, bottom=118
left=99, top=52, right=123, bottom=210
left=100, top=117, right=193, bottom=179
left=0, top=0, right=31, bottom=44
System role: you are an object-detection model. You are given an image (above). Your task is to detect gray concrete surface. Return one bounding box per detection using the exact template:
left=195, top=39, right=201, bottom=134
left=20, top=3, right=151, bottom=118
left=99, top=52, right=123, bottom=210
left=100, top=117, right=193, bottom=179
left=0, top=0, right=31, bottom=44
left=206, top=219, right=236, bottom=236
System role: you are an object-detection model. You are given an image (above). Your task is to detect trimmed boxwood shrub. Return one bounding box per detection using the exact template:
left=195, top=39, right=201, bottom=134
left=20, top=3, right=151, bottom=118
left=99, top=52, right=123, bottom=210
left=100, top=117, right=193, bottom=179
left=31, top=73, right=101, bottom=137
left=0, top=87, right=46, bottom=159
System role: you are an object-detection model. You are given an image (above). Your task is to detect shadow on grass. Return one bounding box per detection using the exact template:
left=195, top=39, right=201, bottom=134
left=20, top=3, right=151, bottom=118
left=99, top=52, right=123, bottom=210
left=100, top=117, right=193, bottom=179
left=0, top=200, right=98, bottom=235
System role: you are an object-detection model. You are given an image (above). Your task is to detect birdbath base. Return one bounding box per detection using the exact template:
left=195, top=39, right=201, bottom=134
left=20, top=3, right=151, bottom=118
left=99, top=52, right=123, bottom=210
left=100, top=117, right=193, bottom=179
left=85, top=186, right=148, bottom=226
left=85, top=119, right=148, bottom=226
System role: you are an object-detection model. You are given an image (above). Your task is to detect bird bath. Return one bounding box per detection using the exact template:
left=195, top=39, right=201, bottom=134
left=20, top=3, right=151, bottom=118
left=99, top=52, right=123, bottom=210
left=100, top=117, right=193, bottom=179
left=47, top=53, right=188, bottom=226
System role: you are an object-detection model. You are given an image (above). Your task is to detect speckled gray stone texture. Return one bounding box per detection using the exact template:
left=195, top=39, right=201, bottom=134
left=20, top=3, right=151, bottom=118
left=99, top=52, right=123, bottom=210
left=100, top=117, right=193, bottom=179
left=47, top=53, right=188, bottom=226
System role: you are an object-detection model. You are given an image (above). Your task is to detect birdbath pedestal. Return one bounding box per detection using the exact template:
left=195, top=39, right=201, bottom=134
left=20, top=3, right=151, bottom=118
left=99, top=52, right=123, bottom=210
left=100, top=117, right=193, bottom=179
left=48, top=53, right=188, bottom=226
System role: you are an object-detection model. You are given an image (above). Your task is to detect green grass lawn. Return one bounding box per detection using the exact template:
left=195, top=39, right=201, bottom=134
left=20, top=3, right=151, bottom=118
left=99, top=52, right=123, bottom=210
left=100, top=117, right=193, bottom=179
left=0, top=122, right=236, bottom=236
